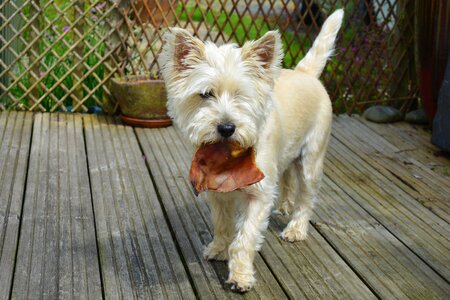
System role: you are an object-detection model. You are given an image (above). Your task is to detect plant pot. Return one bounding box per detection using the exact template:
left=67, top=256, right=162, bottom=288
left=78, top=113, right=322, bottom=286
left=110, top=75, right=172, bottom=128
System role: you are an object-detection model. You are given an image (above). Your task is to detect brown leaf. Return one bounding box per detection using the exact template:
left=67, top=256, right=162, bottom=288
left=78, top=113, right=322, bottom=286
left=189, top=142, right=265, bottom=195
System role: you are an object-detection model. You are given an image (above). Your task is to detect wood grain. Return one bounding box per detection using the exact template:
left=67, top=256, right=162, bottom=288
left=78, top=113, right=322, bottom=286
left=0, top=112, right=33, bottom=299
left=84, top=115, right=195, bottom=299
left=11, top=113, right=102, bottom=299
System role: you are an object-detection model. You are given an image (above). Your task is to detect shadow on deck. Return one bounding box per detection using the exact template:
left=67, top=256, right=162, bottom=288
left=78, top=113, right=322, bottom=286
left=0, top=111, right=449, bottom=299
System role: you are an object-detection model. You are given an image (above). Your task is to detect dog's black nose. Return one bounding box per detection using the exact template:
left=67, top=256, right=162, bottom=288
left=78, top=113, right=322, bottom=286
left=217, top=123, right=236, bottom=138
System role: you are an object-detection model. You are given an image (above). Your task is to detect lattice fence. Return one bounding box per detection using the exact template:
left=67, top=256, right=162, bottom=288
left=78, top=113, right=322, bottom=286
left=0, top=0, right=417, bottom=113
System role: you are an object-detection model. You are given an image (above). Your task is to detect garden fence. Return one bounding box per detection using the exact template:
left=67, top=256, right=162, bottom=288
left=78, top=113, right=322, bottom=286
left=0, top=0, right=417, bottom=113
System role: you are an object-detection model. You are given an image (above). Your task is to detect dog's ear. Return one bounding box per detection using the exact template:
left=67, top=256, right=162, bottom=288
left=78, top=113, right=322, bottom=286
left=241, top=31, right=283, bottom=71
left=161, top=28, right=204, bottom=71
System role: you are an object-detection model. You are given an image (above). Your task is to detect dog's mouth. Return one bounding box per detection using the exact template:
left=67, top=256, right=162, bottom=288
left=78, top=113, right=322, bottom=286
left=189, top=141, right=264, bottom=195
left=217, top=134, right=256, bottom=151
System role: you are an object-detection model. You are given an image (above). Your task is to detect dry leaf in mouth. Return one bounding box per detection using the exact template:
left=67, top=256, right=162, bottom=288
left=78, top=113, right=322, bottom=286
left=189, top=142, right=265, bottom=195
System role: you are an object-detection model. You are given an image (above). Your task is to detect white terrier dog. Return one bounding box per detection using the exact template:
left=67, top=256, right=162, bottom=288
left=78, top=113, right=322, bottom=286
left=160, top=9, right=344, bottom=292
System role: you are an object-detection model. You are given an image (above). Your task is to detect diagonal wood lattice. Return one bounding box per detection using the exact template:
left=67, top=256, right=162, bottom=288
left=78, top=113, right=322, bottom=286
left=0, top=0, right=417, bottom=113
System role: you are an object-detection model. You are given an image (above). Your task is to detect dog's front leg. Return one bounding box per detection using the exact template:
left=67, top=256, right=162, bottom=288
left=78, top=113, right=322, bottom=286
left=227, top=183, right=275, bottom=293
left=204, top=192, right=235, bottom=261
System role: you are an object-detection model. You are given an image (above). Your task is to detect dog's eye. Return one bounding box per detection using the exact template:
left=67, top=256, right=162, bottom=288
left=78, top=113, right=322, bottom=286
left=200, top=91, right=214, bottom=99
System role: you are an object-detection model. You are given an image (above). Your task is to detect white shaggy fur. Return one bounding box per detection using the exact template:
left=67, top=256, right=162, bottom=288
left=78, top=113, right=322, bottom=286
left=160, top=9, right=344, bottom=293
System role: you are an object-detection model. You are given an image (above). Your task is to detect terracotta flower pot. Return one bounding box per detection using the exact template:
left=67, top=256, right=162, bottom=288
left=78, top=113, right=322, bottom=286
left=110, top=75, right=172, bottom=128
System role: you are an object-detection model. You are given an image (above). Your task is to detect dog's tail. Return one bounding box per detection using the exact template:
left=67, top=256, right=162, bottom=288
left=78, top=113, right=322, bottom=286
left=295, top=9, right=344, bottom=78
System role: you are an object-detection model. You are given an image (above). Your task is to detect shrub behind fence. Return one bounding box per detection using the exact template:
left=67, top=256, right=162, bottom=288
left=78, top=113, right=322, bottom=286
left=0, top=0, right=418, bottom=114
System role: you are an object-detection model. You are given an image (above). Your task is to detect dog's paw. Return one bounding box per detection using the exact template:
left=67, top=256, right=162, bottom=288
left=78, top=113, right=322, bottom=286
left=281, top=225, right=308, bottom=242
left=226, top=273, right=255, bottom=293
left=203, top=242, right=229, bottom=261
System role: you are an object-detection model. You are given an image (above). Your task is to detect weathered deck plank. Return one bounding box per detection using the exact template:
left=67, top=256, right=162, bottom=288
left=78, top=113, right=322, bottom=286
left=357, top=116, right=449, bottom=171
left=334, top=115, right=450, bottom=222
left=84, top=115, right=195, bottom=299
left=11, top=113, right=102, bottom=299
left=0, top=112, right=33, bottom=299
left=372, top=118, right=443, bottom=152
left=136, top=126, right=376, bottom=299
left=262, top=220, right=376, bottom=299
left=356, top=116, right=450, bottom=204
left=326, top=124, right=450, bottom=282
left=312, top=174, right=449, bottom=298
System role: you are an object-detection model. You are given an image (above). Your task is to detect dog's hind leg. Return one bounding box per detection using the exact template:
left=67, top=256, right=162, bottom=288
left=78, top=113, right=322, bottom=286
left=281, top=145, right=326, bottom=242
left=204, top=192, right=235, bottom=261
left=276, top=164, right=300, bottom=215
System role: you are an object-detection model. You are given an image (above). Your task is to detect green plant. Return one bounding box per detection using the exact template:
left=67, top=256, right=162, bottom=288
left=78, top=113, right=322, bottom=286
left=4, top=1, right=107, bottom=111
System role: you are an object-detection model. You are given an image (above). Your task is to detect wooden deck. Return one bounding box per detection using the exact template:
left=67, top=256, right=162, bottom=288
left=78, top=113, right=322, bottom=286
left=1, top=111, right=449, bottom=299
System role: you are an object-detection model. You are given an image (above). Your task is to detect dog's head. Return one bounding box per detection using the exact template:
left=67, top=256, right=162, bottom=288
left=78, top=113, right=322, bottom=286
left=160, top=28, right=283, bottom=148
